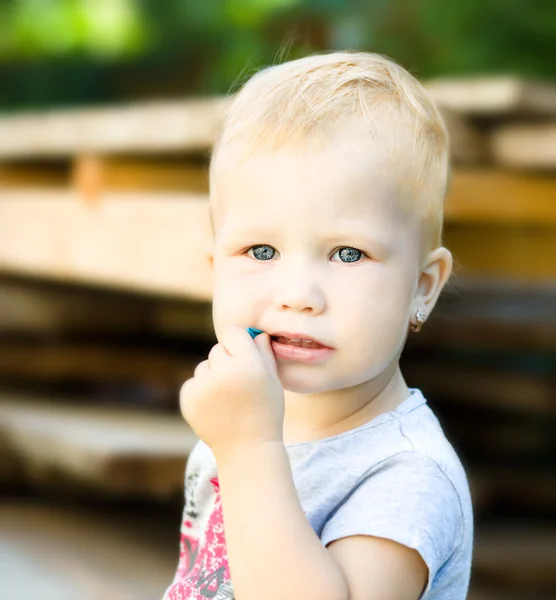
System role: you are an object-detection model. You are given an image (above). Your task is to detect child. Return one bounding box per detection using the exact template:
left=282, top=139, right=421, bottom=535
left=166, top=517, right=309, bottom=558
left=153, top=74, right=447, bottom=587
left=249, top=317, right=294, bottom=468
left=163, top=51, right=473, bottom=600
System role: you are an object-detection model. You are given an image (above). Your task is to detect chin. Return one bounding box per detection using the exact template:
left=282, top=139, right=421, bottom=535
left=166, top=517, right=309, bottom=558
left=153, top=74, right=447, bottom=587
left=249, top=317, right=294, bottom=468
left=278, top=369, right=338, bottom=394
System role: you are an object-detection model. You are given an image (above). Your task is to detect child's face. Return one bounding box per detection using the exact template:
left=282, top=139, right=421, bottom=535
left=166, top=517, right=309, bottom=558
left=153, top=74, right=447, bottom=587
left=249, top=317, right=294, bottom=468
left=209, top=140, right=423, bottom=394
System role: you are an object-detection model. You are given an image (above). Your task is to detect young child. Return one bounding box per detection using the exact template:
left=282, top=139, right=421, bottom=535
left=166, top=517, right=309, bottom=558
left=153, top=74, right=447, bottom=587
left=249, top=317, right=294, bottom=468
left=163, top=51, right=473, bottom=600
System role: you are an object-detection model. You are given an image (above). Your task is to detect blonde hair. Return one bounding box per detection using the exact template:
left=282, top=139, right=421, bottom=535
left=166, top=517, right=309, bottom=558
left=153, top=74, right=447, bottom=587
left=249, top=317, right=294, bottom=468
left=210, top=51, right=450, bottom=253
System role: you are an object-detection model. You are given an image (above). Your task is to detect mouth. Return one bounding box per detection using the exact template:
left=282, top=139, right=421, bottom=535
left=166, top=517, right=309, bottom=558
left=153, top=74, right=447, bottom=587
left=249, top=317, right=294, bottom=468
left=269, top=331, right=332, bottom=350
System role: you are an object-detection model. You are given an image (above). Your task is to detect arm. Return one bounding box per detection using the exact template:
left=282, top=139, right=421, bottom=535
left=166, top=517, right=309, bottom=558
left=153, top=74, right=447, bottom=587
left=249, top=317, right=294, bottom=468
left=217, top=441, right=428, bottom=600
left=179, top=328, right=430, bottom=600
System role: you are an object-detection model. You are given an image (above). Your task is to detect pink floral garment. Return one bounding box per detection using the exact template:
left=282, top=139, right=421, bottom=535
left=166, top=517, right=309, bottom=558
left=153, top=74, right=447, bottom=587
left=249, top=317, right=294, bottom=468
left=163, top=447, right=236, bottom=600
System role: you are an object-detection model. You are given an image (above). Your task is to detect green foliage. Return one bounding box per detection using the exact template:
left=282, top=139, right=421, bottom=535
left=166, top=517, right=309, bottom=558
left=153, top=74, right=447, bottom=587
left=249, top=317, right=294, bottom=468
left=0, top=0, right=554, bottom=109
left=226, top=0, right=301, bottom=28
left=0, top=0, right=150, bottom=58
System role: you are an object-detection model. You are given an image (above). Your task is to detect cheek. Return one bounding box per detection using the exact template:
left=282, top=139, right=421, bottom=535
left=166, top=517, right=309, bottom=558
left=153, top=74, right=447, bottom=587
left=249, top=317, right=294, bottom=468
left=211, top=269, right=262, bottom=335
left=334, top=275, right=411, bottom=346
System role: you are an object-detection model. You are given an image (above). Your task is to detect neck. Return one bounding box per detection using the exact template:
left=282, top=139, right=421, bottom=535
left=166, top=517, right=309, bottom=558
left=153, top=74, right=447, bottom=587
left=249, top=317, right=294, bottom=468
left=282, top=361, right=411, bottom=446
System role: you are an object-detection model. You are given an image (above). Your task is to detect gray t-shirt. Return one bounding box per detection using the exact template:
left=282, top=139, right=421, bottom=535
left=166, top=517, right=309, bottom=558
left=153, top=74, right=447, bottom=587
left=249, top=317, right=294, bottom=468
left=165, top=387, right=473, bottom=600
left=288, top=387, right=473, bottom=599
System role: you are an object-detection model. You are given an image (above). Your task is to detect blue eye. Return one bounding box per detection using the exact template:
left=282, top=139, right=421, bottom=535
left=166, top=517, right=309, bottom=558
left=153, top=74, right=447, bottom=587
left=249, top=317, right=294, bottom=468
left=333, top=247, right=363, bottom=263
left=248, top=245, right=276, bottom=261
left=245, top=245, right=365, bottom=263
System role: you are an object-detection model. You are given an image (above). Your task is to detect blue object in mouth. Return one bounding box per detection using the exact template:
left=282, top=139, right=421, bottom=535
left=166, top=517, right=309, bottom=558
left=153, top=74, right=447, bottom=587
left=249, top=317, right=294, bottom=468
left=247, top=327, right=264, bottom=339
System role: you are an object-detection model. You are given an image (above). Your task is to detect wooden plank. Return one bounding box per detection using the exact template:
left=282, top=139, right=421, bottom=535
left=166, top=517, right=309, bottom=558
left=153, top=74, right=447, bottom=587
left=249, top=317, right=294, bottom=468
left=0, top=98, right=230, bottom=159
left=0, top=192, right=214, bottom=300
left=0, top=278, right=159, bottom=335
left=407, top=278, right=556, bottom=351
left=0, top=339, right=200, bottom=393
left=410, top=317, right=556, bottom=352
left=447, top=418, right=555, bottom=463
left=474, top=524, right=556, bottom=592
left=0, top=394, right=198, bottom=497
left=0, top=278, right=215, bottom=339
left=0, top=161, right=69, bottom=187
left=445, top=170, right=556, bottom=225
left=444, top=224, right=556, bottom=280
left=1, top=158, right=209, bottom=192
left=468, top=586, right=555, bottom=600
left=0, top=422, right=22, bottom=482
left=402, top=361, right=556, bottom=416
left=98, top=158, right=209, bottom=192
left=440, top=108, right=486, bottom=164
left=490, top=123, right=556, bottom=170
left=470, top=468, right=556, bottom=515
left=425, top=77, right=556, bottom=116
left=1, top=499, right=179, bottom=600
left=71, top=157, right=209, bottom=206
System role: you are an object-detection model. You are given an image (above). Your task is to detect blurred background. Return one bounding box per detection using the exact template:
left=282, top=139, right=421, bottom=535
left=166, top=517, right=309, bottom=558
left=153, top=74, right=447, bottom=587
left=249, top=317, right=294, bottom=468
left=0, top=1, right=555, bottom=599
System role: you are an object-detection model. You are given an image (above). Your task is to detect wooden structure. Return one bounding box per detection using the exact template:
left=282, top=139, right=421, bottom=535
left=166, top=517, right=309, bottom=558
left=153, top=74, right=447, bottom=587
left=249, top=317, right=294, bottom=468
left=1, top=77, right=555, bottom=599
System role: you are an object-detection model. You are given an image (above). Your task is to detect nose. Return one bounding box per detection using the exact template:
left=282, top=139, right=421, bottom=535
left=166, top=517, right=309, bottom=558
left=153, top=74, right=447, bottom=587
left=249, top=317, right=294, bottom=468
left=272, top=261, right=326, bottom=315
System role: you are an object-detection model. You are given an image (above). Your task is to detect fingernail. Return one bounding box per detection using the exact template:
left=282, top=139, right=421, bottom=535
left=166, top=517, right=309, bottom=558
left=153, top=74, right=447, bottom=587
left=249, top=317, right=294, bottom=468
left=247, top=327, right=264, bottom=339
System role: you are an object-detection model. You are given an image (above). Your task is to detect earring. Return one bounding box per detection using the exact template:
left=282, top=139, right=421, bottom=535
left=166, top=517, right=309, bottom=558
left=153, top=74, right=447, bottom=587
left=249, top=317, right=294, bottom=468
left=409, top=308, right=426, bottom=333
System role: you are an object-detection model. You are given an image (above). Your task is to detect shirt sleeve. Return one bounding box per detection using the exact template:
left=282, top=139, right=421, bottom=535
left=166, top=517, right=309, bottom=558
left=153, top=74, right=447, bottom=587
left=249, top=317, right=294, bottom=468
left=320, top=451, right=464, bottom=596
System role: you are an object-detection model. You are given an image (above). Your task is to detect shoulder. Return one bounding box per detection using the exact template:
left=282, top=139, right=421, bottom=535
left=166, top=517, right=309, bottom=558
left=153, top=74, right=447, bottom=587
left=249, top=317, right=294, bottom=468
left=389, top=390, right=474, bottom=524
left=321, top=450, right=472, bottom=598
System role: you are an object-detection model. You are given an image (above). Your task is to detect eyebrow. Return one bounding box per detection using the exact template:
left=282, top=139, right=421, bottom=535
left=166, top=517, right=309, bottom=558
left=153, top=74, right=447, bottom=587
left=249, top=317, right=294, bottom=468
left=224, top=225, right=393, bottom=253
left=322, top=227, right=393, bottom=251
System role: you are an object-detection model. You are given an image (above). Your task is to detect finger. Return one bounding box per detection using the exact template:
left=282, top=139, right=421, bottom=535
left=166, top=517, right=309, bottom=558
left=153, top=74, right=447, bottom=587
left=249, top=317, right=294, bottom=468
left=219, top=325, right=259, bottom=359
left=253, top=332, right=278, bottom=377
left=179, top=377, right=197, bottom=419
left=194, top=359, right=210, bottom=378
left=207, top=343, right=230, bottom=369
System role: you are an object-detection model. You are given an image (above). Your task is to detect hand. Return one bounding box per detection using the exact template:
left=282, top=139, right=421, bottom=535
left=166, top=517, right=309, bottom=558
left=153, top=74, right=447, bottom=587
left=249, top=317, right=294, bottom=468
left=179, top=326, right=285, bottom=463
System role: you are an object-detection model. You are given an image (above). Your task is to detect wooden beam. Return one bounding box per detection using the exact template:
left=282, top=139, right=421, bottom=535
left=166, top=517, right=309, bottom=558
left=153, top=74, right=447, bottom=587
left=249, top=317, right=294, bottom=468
left=0, top=98, right=230, bottom=159
left=0, top=162, right=69, bottom=187
left=0, top=191, right=214, bottom=300
left=1, top=501, right=180, bottom=599
left=473, top=524, right=556, bottom=592
left=0, top=158, right=210, bottom=192
left=468, top=588, right=554, bottom=600
left=406, top=278, right=556, bottom=351
left=0, top=278, right=215, bottom=339
left=0, top=339, right=200, bottom=393
left=490, top=123, right=556, bottom=170
left=440, top=108, right=486, bottom=164
left=444, top=224, right=556, bottom=280
left=471, top=468, right=556, bottom=515
left=445, top=417, right=554, bottom=463
left=409, top=317, right=556, bottom=352
left=403, top=361, right=556, bottom=416
left=71, top=157, right=210, bottom=201
left=425, top=77, right=556, bottom=116
left=445, top=170, right=556, bottom=224
left=0, top=394, right=198, bottom=498
left=94, top=158, right=209, bottom=192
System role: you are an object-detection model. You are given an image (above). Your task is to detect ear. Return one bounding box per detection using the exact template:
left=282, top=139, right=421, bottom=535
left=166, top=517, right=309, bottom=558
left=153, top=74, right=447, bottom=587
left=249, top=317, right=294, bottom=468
left=413, top=246, right=453, bottom=321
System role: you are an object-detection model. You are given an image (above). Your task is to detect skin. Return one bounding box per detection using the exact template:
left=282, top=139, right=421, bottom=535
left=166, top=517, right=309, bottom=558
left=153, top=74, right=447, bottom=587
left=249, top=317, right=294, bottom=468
left=180, top=132, right=453, bottom=600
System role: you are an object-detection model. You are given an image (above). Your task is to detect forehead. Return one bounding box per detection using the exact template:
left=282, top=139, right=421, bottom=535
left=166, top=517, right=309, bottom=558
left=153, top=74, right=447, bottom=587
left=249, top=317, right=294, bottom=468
left=212, top=141, right=411, bottom=235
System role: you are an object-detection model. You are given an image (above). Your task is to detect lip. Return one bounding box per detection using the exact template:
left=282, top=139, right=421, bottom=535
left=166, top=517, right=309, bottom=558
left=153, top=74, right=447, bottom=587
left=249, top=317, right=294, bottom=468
left=268, top=331, right=334, bottom=364
left=269, top=331, right=333, bottom=349
left=270, top=338, right=334, bottom=363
